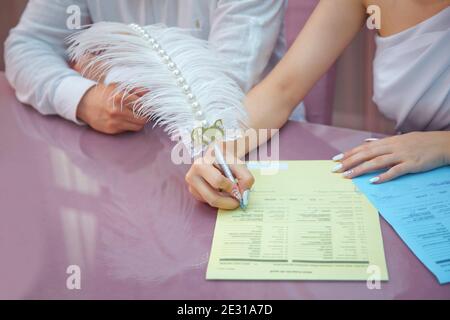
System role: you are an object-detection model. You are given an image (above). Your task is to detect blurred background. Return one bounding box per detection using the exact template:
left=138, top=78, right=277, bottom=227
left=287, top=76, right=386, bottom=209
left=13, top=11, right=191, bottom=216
left=0, top=0, right=395, bottom=134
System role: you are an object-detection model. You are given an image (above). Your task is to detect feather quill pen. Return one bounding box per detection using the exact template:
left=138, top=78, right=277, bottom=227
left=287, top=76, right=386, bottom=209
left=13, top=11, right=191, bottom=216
left=67, top=22, right=247, bottom=155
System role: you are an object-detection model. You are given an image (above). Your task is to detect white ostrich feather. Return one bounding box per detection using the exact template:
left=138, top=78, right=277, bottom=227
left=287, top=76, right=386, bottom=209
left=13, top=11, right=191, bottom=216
left=67, top=22, right=247, bottom=155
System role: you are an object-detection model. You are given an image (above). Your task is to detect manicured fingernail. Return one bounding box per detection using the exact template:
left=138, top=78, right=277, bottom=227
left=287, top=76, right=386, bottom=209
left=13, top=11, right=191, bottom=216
left=332, top=153, right=344, bottom=161
left=370, top=176, right=380, bottom=184
left=242, top=190, right=250, bottom=208
left=332, top=163, right=343, bottom=172
left=343, top=170, right=353, bottom=177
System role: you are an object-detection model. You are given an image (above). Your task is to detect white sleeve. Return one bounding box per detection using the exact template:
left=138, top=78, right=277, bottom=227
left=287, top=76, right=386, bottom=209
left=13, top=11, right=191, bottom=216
left=4, top=0, right=96, bottom=124
left=208, top=0, right=286, bottom=92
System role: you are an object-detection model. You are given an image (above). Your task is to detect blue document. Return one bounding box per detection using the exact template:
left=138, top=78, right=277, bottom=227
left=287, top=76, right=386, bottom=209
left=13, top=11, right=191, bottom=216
left=353, top=166, right=450, bottom=284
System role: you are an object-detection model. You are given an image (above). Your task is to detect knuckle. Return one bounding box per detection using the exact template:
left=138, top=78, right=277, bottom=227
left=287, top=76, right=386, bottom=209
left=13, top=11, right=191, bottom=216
left=207, top=195, right=220, bottom=207
left=212, top=175, right=226, bottom=188
left=185, top=172, right=193, bottom=184
left=359, top=144, right=370, bottom=153
left=340, top=160, right=349, bottom=168
left=390, top=166, right=402, bottom=176
left=105, top=122, right=119, bottom=134
left=411, top=154, right=422, bottom=164
left=363, top=145, right=376, bottom=155
left=372, top=158, right=383, bottom=167
left=106, top=119, right=115, bottom=129
left=360, top=149, right=371, bottom=159
left=107, top=107, right=118, bottom=117
left=247, top=174, right=255, bottom=186
left=113, top=94, right=123, bottom=104
left=193, top=157, right=204, bottom=166
left=342, top=160, right=353, bottom=170
left=346, top=156, right=359, bottom=166
left=190, top=164, right=201, bottom=174
left=358, top=151, right=371, bottom=162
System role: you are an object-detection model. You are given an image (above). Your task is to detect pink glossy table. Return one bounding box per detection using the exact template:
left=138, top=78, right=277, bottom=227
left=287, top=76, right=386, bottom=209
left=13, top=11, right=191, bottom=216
left=0, top=74, right=449, bottom=300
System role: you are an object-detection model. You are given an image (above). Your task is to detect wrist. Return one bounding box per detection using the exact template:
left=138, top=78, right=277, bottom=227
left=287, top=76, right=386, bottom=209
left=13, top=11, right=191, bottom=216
left=76, top=86, right=95, bottom=124
left=444, top=132, right=450, bottom=165
left=75, top=102, right=87, bottom=123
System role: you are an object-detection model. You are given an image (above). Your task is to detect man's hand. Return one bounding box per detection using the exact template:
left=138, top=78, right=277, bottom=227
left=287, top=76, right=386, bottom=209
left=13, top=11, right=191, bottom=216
left=76, top=83, right=148, bottom=135
left=71, top=53, right=106, bottom=83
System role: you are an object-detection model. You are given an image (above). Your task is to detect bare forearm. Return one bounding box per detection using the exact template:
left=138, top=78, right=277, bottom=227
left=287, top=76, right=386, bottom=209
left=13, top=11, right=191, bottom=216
left=224, top=0, right=366, bottom=158
left=247, top=0, right=365, bottom=127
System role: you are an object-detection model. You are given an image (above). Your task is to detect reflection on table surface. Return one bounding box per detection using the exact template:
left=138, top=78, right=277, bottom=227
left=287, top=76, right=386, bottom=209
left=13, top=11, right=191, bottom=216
left=0, top=75, right=448, bottom=299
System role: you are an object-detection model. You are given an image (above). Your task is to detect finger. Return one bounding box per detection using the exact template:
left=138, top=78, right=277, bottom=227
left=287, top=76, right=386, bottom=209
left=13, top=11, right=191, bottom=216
left=188, top=186, right=205, bottom=203
left=333, top=144, right=391, bottom=173
left=192, top=176, right=239, bottom=209
left=333, top=138, right=384, bottom=162
left=117, top=121, right=145, bottom=132
left=229, top=163, right=255, bottom=192
left=370, top=163, right=412, bottom=184
left=116, top=92, right=142, bottom=110
left=122, top=94, right=150, bottom=122
left=200, top=165, right=235, bottom=193
left=129, top=87, right=150, bottom=98
left=127, top=117, right=147, bottom=126
left=110, top=97, right=148, bottom=124
left=190, top=159, right=235, bottom=193
left=123, top=109, right=148, bottom=125
left=109, top=88, right=139, bottom=107
left=126, top=122, right=145, bottom=132
left=342, top=154, right=399, bottom=179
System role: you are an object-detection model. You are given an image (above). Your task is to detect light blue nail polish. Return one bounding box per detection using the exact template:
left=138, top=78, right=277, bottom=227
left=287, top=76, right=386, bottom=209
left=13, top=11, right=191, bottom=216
left=332, top=163, right=343, bottom=172
left=332, top=153, right=344, bottom=161
left=370, top=176, right=380, bottom=184
left=242, top=190, right=250, bottom=208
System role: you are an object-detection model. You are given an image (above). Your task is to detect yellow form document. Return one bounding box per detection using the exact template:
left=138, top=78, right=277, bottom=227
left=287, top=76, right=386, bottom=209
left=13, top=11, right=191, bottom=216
left=206, top=161, right=388, bottom=281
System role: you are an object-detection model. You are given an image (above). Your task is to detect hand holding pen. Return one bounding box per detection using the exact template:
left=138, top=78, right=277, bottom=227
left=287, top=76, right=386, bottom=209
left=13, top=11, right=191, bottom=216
left=186, top=143, right=254, bottom=210
left=213, top=144, right=250, bottom=210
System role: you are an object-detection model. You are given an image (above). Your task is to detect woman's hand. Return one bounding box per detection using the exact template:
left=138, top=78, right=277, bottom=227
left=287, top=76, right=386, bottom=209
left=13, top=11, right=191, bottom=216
left=332, top=131, right=450, bottom=183
left=185, top=147, right=255, bottom=210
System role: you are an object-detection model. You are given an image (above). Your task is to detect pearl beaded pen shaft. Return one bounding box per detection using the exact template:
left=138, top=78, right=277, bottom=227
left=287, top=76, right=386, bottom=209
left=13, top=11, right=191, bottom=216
left=213, top=144, right=246, bottom=210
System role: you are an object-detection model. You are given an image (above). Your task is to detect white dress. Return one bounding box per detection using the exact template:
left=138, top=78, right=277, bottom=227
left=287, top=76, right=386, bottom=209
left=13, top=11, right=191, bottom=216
left=373, top=6, right=450, bottom=132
